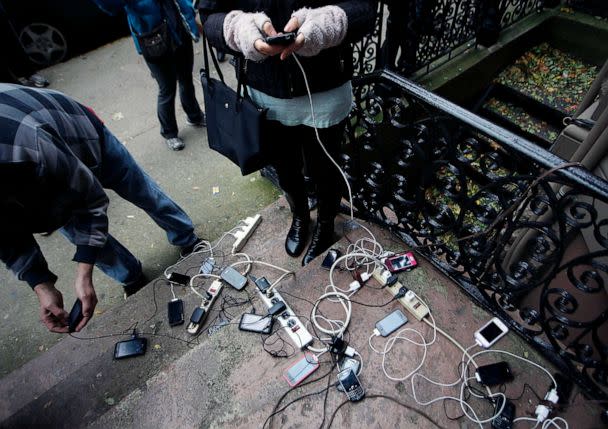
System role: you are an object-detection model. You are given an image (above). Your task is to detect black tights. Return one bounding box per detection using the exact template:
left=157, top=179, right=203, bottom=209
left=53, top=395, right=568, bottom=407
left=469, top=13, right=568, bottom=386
left=268, top=120, right=345, bottom=222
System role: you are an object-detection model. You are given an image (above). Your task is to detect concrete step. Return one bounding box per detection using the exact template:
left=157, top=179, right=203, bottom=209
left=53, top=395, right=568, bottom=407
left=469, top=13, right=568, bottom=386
left=0, top=200, right=601, bottom=428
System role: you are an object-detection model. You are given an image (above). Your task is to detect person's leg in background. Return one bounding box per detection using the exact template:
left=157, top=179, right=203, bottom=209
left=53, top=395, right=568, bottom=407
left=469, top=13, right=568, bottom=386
left=98, top=127, right=200, bottom=250
left=174, top=40, right=205, bottom=127
left=145, top=56, right=183, bottom=150
left=301, top=121, right=346, bottom=265
left=268, top=121, right=311, bottom=258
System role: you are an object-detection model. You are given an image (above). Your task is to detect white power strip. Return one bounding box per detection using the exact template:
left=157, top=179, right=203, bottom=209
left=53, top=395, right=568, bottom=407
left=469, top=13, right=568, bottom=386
left=257, top=288, right=313, bottom=349
left=232, top=214, right=262, bottom=253
left=372, top=268, right=429, bottom=321
left=187, top=279, right=224, bottom=335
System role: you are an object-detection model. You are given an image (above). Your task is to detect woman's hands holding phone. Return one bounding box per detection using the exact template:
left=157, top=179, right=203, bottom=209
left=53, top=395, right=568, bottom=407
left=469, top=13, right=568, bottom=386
left=279, top=18, right=306, bottom=60
left=253, top=21, right=286, bottom=57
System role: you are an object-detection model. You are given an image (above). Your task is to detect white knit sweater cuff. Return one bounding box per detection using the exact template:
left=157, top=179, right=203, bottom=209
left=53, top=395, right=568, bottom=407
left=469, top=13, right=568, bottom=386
left=223, top=10, right=270, bottom=62
left=291, top=6, right=348, bottom=57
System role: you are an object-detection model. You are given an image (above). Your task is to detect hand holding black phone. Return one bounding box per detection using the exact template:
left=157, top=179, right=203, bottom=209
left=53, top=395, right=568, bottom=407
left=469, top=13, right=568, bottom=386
left=68, top=299, right=83, bottom=333
left=265, top=32, right=297, bottom=46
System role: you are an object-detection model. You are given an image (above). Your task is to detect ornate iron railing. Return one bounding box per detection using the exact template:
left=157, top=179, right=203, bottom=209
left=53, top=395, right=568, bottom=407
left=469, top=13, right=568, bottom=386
left=342, top=69, right=608, bottom=400
left=352, top=0, right=548, bottom=77
left=499, top=0, right=544, bottom=28
left=566, top=0, right=608, bottom=17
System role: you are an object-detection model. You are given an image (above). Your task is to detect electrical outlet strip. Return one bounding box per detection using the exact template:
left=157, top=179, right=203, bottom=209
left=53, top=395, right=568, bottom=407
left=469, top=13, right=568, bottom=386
left=257, top=288, right=313, bottom=349
left=232, top=214, right=262, bottom=253
left=372, top=268, right=430, bottom=321
left=187, top=279, right=224, bottom=335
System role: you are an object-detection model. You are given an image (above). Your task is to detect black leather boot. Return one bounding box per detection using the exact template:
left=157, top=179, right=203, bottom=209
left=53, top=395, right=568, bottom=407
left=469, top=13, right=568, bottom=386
left=284, top=193, right=310, bottom=257
left=285, top=213, right=310, bottom=256
left=302, top=220, right=335, bottom=266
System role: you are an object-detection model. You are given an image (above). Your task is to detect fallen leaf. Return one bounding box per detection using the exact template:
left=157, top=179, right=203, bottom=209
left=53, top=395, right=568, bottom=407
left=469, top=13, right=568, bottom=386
left=112, top=112, right=124, bottom=121
left=154, top=344, right=162, bottom=350
left=127, top=215, right=135, bottom=219
left=192, top=186, right=200, bottom=190
left=212, top=186, right=220, bottom=195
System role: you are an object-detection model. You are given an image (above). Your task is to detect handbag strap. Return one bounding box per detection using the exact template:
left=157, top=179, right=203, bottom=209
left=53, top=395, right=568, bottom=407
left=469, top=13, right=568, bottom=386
left=202, top=34, right=225, bottom=84
left=202, top=34, right=249, bottom=100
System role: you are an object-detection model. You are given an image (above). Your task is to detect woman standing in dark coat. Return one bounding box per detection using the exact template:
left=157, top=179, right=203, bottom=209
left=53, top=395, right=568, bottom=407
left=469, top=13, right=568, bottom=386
left=199, top=0, right=374, bottom=265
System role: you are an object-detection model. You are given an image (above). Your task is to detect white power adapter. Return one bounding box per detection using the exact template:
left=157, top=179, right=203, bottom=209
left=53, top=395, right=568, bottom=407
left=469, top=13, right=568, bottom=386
left=534, top=388, right=559, bottom=423
left=349, top=280, right=361, bottom=292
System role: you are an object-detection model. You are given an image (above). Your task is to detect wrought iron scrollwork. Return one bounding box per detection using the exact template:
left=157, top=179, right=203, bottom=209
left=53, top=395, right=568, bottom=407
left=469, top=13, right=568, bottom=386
left=344, top=70, right=608, bottom=400
left=499, top=0, right=544, bottom=28
left=353, top=0, right=551, bottom=77
left=352, top=1, right=385, bottom=75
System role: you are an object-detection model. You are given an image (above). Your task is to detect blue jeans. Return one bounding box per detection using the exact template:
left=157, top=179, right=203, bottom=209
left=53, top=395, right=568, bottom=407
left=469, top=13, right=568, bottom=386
left=60, top=128, right=197, bottom=285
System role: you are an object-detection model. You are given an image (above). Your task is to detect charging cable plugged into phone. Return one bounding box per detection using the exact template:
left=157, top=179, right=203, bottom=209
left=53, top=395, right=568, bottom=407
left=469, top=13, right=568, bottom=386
left=114, top=330, right=147, bottom=360
left=474, top=317, right=509, bottom=348
left=283, top=353, right=319, bottom=387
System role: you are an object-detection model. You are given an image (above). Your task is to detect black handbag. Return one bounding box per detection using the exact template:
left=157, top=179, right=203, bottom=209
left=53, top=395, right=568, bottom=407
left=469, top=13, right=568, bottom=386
left=200, top=36, right=268, bottom=175
left=137, top=19, right=173, bottom=61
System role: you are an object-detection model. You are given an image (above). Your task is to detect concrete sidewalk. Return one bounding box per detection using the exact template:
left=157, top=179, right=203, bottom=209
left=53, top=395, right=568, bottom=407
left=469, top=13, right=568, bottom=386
left=0, top=36, right=279, bottom=377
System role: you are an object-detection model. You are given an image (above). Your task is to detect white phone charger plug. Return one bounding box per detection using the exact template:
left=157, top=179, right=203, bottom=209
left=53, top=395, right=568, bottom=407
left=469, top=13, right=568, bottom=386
left=349, top=280, right=361, bottom=292
left=534, top=389, right=560, bottom=423
left=404, top=290, right=416, bottom=303
left=344, top=346, right=356, bottom=357
left=545, top=388, right=559, bottom=404
left=535, top=404, right=550, bottom=423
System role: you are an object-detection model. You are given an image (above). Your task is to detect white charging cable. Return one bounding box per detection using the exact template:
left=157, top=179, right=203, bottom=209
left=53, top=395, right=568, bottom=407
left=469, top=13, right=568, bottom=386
left=292, top=54, right=355, bottom=221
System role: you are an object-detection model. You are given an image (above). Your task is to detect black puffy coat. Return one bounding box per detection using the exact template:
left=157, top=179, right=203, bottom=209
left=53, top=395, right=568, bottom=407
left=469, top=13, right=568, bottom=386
left=199, top=0, right=375, bottom=98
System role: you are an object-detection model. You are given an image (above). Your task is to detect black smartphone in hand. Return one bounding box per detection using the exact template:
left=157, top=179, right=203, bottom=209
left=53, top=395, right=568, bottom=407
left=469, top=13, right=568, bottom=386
left=265, top=32, right=297, bottom=46
left=68, top=299, right=83, bottom=333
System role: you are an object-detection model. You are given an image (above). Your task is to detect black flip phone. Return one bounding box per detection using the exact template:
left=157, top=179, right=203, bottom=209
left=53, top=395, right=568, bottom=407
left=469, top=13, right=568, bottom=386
left=114, top=337, right=147, bottom=360
left=168, top=299, right=184, bottom=326
left=475, top=362, right=514, bottom=386
left=491, top=397, right=515, bottom=429
left=265, top=32, right=296, bottom=46
left=68, top=299, right=83, bottom=333
left=321, top=249, right=341, bottom=270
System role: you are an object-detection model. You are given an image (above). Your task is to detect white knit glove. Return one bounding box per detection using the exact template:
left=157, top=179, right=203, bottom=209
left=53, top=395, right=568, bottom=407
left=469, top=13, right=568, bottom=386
left=223, top=10, right=271, bottom=61
left=291, top=6, right=348, bottom=57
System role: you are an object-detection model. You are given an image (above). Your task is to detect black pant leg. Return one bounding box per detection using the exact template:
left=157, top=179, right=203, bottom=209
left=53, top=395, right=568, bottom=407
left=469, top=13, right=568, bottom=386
left=146, top=56, right=178, bottom=138
left=268, top=121, right=308, bottom=215
left=174, top=40, right=203, bottom=122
